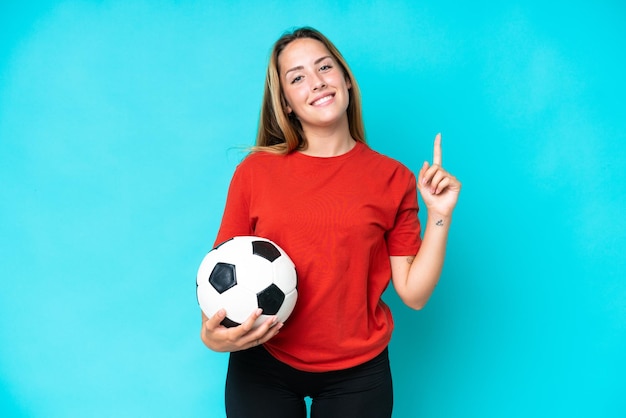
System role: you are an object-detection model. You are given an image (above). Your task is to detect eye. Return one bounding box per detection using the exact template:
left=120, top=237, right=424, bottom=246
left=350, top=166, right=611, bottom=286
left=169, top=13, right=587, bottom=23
left=290, top=75, right=304, bottom=84
left=319, top=63, right=333, bottom=71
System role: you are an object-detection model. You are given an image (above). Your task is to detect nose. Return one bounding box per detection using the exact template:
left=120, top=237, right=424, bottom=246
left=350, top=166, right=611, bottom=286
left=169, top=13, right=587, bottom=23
left=312, top=76, right=327, bottom=91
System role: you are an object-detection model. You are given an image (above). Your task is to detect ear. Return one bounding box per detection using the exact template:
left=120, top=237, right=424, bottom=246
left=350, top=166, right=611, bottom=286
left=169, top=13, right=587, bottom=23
left=345, top=76, right=352, bottom=90
left=281, top=95, right=293, bottom=115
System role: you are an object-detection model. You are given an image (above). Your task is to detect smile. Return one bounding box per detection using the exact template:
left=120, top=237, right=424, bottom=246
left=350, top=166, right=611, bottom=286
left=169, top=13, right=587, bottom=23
left=310, top=94, right=334, bottom=106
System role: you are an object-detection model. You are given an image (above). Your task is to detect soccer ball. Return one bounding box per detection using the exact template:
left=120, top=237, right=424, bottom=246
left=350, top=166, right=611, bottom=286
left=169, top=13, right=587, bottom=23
left=196, top=236, right=298, bottom=329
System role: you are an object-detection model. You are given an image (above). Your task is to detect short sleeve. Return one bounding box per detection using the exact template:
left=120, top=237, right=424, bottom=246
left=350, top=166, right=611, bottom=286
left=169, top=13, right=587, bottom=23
left=214, top=160, right=255, bottom=247
left=386, top=172, right=422, bottom=256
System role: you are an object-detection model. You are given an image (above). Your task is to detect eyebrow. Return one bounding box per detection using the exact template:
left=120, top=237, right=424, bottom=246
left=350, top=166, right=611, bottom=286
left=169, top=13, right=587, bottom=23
left=284, top=55, right=333, bottom=77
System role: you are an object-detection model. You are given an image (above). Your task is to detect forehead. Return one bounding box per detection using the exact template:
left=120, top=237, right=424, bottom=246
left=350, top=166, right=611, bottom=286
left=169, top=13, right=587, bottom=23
left=278, top=38, right=333, bottom=72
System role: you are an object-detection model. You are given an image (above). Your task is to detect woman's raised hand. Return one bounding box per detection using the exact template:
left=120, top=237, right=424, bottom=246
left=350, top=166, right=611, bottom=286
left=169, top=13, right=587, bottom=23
left=417, top=133, right=461, bottom=218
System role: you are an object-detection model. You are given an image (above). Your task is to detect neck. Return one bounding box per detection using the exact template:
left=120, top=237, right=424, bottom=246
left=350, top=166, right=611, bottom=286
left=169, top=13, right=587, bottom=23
left=299, top=118, right=356, bottom=157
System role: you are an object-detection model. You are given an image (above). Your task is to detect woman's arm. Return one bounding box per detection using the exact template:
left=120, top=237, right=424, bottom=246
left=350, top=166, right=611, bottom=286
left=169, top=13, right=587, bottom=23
left=391, top=134, right=461, bottom=310
left=390, top=213, right=451, bottom=309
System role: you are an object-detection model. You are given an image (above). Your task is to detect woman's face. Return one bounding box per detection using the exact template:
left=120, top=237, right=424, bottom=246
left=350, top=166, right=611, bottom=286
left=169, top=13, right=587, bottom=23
left=278, top=38, right=351, bottom=132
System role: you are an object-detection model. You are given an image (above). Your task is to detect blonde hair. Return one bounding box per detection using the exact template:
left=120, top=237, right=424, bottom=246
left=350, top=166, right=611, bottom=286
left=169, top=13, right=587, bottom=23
left=255, top=27, right=366, bottom=154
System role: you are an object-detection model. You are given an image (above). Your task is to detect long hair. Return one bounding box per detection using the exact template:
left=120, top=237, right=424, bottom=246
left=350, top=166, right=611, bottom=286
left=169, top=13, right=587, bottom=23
left=255, top=27, right=366, bottom=154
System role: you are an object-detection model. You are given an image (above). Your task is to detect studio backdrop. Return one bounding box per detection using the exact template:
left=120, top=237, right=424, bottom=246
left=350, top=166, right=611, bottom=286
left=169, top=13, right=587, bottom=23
left=1, top=1, right=625, bottom=417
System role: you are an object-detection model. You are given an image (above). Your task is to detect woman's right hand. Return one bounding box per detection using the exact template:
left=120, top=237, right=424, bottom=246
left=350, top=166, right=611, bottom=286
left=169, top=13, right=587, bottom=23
left=200, top=308, right=283, bottom=352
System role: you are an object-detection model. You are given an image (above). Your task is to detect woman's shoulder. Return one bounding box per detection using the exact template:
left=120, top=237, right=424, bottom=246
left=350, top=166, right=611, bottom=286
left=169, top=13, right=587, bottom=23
left=238, top=149, right=284, bottom=166
left=360, top=143, right=415, bottom=175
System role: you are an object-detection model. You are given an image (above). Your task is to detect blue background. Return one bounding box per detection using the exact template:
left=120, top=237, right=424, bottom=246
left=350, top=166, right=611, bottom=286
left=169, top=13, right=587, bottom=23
left=1, top=1, right=625, bottom=417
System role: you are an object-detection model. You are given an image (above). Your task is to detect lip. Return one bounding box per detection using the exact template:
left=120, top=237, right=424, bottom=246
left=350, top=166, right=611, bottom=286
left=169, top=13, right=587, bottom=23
left=309, top=93, right=335, bottom=106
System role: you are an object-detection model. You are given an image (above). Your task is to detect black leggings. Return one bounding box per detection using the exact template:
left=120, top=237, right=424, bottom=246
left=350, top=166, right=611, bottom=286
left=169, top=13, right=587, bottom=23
left=225, top=345, right=393, bottom=418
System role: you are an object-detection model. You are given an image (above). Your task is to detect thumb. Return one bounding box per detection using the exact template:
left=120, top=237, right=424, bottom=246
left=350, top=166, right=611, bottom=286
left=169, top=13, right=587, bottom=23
left=206, top=309, right=227, bottom=329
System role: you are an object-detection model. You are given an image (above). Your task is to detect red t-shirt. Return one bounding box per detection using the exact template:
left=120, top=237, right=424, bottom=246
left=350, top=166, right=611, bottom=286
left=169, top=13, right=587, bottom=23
left=215, top=141, right=421, bottom=372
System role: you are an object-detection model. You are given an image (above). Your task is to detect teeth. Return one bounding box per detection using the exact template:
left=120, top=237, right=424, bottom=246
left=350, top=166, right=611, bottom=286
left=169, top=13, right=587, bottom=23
left=312, top=95, right=333, bottom=106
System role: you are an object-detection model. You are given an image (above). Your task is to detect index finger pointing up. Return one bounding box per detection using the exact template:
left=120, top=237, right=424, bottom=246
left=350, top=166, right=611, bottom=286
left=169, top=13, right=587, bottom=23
left=433, top=133, right=442, bottom=166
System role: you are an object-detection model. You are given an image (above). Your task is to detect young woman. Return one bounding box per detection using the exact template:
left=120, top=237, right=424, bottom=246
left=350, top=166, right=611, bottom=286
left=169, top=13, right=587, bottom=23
left=200, top=27, right=461, bottom=417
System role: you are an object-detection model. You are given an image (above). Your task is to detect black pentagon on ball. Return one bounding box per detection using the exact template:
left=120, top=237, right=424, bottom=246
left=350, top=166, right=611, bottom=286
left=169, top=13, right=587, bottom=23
left=220, top=317, right=241, bottom=328
left=257, top=283, right=285, bottom=315
left=209, top=262, right=237, bottom=294
left=252, top=240, right=281, bottom=262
